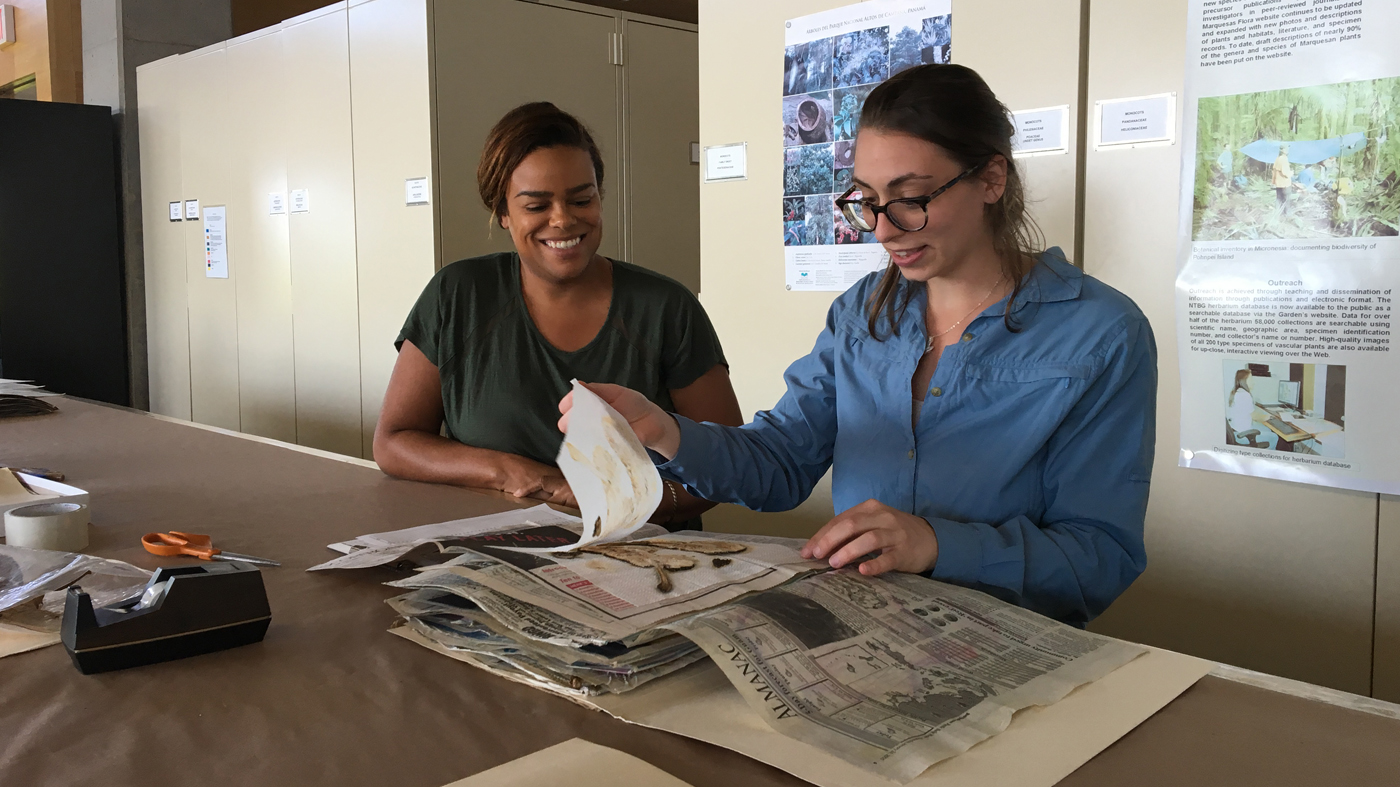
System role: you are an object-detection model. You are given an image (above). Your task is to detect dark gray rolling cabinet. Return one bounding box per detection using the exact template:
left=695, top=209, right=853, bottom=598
left=0, top=99, right=129, bottom=406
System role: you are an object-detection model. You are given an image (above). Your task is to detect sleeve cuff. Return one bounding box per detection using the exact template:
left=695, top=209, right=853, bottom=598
left=925, top=516, right=984, bottom=583
left=653, top=415, right=718, bottom=490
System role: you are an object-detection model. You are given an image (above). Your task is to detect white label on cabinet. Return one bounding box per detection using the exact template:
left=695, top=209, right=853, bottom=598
left=269, top=192, right=286, bottom=215
left=704, top=143, right=747, bottom=182
left=405, top=177, right=429, bottom=206
left=204, top=206, right=228, bottom=279
left=169, top=202, right=182, bottom=221
left=184, top=199, right=199, bottom=220
left=290, top=189, right=310, bottom=214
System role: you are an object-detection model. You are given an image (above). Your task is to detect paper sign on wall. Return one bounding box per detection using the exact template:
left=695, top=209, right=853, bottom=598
left=1096, top=93, right=1175, bottom=148
left=203, top=206, right=228, bottom=279
left=184, top=199, right=199, bottom=220
left=269, top=192, right=286, bottom=215
left=782, top=0, right=953, bottom=292
left=405, top=177, right=429, bottom=206
left=1175, top=0, right=1400, bottom=494
left=290, top=189, right=310, bottom=214
left=703, top=143, right=747, bottom=182
left=1, top=6, right=16, bottom=48
left=168, top=202, right=182, bottom=222
left=1011, top=105, right=1069, bottom=157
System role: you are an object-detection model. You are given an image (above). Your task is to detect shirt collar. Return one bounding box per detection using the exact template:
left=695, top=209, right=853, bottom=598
left=982, top=247, right=1083, bottom=317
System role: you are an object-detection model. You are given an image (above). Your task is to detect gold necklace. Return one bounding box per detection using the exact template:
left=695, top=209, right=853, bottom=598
left=924, top=276, right=1004, bottom=354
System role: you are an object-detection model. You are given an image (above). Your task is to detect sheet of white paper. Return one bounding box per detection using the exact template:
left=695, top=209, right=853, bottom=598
left=307, top=505, right=584, bottom=571
left=203, top=206, right=228, bottom=279
left=513, top=381, right=661, bottom=553
left=441, top=738, right=695, bottom=787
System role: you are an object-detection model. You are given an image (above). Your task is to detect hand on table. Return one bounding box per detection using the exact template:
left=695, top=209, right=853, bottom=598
left=801, top=499, right=939, bottom=577
left=558, top=382, right=682, bottom=460
left=497, top=455, right=577, bottom=508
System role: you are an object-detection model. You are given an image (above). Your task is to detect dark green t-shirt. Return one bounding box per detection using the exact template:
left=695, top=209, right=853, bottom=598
left=396, top=253, right=727, bottom=467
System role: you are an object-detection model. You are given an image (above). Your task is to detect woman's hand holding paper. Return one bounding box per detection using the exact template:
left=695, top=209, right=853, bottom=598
left=558, top=382, right=682, bottom=460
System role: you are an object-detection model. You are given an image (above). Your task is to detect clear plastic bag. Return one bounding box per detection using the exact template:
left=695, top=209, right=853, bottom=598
left=0, top=544, right=149, bottom=614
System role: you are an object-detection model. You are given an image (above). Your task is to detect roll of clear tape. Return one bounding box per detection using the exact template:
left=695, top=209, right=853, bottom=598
left=4, top=502, right=89, bottom=551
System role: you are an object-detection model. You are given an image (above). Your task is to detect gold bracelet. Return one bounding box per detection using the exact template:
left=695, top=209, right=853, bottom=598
left=665, top=480, right=681, bottom=523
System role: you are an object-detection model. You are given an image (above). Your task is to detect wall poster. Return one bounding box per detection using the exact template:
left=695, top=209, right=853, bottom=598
left=783, top=0, right=951, bottom=292
left=1178, top=0, right=1400, bottom=493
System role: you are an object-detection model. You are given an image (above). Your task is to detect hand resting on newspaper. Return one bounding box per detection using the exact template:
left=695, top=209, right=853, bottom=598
left=558, top=382, right=940, bottom=577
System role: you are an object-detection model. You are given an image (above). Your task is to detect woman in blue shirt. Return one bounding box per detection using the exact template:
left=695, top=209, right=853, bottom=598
left=560, top=64, right=1156, bottom=625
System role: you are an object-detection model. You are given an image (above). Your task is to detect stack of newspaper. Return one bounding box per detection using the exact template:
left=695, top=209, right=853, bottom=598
left=310, top=504, right=829, bottom=697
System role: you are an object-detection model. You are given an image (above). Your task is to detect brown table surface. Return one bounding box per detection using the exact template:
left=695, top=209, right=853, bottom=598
left=2, top=399, right=1398, bottom=786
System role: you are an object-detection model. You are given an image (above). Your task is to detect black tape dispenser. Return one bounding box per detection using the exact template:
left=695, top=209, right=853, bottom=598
left=61, top=562, right=271, bottom=674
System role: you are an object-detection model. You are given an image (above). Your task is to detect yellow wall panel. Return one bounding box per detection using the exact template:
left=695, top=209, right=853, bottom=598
left=1079, top=0, right=1377, bottom=695
left=283, top=4, right=364, bottom=457
left=179, top=45, right=242, bottom=431
left=136, top=58, right=192, bottom=421
left=226, top=29, right=297, bottom=443
left=348, top=0, right=435, bottom=458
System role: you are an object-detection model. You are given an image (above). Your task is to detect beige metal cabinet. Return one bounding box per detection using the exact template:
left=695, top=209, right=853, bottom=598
left=137, top=0, right=700, bottom=463
left=137, top=59, right=192, bottom=422
left=624, top=18, right=701, bottom=292
left=349, top=0, right=437, bottom=458
left=283, top=7, right=365, bottom=458
left=226, top=29, right=297, bottom=444
left=179, top=46, right=242, bottom=432
left=433, top=0, right=623, bottom=265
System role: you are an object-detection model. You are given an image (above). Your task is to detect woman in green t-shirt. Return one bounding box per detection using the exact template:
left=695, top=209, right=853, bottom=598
left=374, top=102, right=742, bottom=528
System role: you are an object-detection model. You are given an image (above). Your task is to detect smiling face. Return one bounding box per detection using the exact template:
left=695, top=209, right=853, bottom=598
left=500, top=145, right=604, bottom=284
left=851, top=129, right=1006, bottom=282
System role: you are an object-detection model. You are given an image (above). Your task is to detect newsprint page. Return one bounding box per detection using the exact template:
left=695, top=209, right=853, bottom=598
left=1178, top=0, right=1400, bottom=492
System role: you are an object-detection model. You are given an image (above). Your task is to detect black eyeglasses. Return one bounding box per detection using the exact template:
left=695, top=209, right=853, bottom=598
left=835, top=161, right=988, bottom=233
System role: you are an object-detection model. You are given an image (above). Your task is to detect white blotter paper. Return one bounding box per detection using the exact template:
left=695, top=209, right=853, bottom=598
left=514, top=380, right=662, bottom=552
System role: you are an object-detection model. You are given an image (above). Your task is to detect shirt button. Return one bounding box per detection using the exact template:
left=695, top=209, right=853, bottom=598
left=930, top=387, right=943, bottom=397
left=907, top=449, right=915, bottom=460
left=961, top=333, right=974, bottom=342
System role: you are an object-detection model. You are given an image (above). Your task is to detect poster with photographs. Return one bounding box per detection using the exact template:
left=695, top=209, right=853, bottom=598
left=784, top=1, right=952, bottom=292
left=1177, top=1, right=1400, bottom=493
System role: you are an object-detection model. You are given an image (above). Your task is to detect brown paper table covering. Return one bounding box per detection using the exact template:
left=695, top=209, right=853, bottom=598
left=1, top=398, right=1397, bottom=786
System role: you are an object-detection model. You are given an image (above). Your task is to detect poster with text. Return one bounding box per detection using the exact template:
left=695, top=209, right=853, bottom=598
left=1178, top=0, right=1400, bottom=493
left=784, top=0, right=951, bottom=291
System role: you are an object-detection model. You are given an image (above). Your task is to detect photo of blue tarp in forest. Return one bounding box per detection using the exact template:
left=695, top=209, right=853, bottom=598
left=1193, top=76, right=1400, bottom=240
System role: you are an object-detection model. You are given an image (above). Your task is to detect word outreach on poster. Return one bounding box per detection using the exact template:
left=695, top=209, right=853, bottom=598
left=783, top=0, right=951, bottom=292
left=1177, top=0, right=1400, bottom=493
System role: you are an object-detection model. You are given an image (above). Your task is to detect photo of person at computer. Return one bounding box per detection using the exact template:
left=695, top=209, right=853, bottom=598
left=1223, top=359, right=1347, bottom=458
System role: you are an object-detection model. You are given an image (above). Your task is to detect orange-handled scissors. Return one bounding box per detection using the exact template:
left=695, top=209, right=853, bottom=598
left=141, top=531, right=280, bottom=567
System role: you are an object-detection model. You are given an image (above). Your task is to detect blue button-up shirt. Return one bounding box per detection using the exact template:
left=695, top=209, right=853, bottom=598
left=661, top=250, right=1156, bottom=625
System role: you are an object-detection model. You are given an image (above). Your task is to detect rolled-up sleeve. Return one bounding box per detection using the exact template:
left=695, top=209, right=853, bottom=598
left=926, top=316, right=1157, bottom=624
left=657, top=301, right=843, bottom=512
